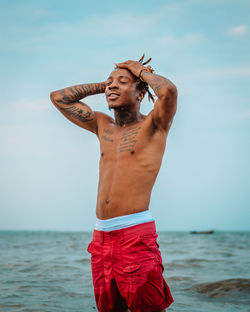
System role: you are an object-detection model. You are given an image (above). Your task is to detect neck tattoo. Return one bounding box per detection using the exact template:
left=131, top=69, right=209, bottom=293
left=114, top=109, right=138, bottom=127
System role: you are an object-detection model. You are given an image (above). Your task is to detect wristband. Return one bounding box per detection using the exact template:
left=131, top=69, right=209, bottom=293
left=139, top=68, right=151, bottom=82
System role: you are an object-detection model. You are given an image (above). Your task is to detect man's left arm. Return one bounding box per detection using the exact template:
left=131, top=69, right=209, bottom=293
left=141, top=70, right=178, bottom=131
left=116, top=59, right=177, bottom=131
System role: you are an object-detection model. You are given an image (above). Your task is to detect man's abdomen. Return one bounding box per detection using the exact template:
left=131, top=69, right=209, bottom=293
left=96, top=160, right=159, bottom=219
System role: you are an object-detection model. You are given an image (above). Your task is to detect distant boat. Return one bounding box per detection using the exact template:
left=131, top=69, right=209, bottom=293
left=190, top=230, right=214, bottom=234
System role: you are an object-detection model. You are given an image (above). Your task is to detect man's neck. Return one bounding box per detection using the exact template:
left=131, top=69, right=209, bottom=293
left=114, top=107, right=141, bottom=127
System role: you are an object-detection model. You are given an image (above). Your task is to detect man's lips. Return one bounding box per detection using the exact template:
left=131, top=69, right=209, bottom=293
left=108, top=93, right=120, bottom=100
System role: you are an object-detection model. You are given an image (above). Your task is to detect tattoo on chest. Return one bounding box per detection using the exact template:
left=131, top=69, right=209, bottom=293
left=101, top=129, right=114, bottom=143
left=104, top=129, right=113, bottom=135
left=119, top=126, right=141, bottom=153
left=102, top=135, right=113, bottom=142
left=60, top=104, right=94, bottom=122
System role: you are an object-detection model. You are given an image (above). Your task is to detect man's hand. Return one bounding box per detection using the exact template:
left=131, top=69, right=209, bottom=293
left=115, top=54, right=154, bottom=78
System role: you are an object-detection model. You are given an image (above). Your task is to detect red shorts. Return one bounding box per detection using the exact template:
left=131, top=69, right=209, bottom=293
left=87, top=221, right=173, bottom=312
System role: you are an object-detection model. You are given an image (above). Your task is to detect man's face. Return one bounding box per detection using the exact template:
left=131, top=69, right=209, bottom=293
left=105, top=68, right=140, bottom=109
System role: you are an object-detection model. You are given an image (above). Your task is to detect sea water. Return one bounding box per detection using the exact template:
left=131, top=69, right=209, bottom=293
left=0, top=231, right=249, bottom=312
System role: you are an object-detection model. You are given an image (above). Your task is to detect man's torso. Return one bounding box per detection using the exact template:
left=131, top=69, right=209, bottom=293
left=95, top=112, right=169, bottom=219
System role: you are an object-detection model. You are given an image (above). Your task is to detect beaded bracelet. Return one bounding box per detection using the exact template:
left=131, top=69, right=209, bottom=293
left=138, top=68, right=151, bottom=82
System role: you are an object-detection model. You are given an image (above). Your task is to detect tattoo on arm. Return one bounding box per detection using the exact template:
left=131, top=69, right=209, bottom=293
left=142, top=72, right=164, bottom=93
left=60, top=103, right=94, bottom=122
left=140, top=72, right=177, bottom=129
left=56, top=82, right=105, bottom=104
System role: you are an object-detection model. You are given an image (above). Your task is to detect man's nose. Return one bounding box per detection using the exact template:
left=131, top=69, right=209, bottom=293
left=108, top=80, right=118, bottom=89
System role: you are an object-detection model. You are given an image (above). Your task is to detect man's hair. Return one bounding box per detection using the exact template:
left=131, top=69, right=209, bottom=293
left=135, top=77, right=155, bottom=103
left=136, top=54, right=155, bottom=103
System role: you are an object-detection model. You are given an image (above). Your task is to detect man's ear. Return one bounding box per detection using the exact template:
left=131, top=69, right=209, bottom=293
left=138, top=89, right=146, bottom=102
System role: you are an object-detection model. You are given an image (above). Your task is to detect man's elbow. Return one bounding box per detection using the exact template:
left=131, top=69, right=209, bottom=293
left=160, top=83, right=178, bottom=104
left=164, top=83, right=177, bottom=98
left=50, top=91, right=60, bottom=106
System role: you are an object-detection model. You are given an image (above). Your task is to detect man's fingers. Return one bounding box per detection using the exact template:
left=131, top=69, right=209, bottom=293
left=115, top=62, right=128, bottom=68
left=146, top=65, right=154, bottom=72
left=116, top=56, right=151, bottom=68
left=116, top=61, right=130, bottom=66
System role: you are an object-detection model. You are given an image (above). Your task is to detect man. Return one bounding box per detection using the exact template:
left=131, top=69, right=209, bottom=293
left=50, top=55, right=177, bottom=312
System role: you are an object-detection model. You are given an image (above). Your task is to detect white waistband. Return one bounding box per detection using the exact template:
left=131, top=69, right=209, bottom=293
left=95, top=210, right=154, bottom=232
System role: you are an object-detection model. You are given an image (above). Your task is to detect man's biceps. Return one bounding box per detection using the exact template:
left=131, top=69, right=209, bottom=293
left=156, top=98, right=176, bottom=116
left=57, top=105, right=97, bottom=133
left=152, top=105, right=175, bottom=130
left=59, top=103, right=95, bottom=123
left=75, top=116, right=98, bottom=134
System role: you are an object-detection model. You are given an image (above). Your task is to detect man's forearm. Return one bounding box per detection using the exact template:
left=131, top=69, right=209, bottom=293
left=50, top=82, right=106, bottom=105
left=140, top=71, right=177, bottom=100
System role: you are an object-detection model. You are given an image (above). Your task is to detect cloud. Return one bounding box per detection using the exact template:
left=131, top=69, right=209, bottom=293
left=157, top=32, right=204, bottom=46
left=178, top=65, right=250, bottom=82
left=12, top=98, right=50, bottom=112
left=228, top=25, right=248, bottom=36
left=0, top=1, right=185, bottom=54
left=1, top=11, right=157, bottom=51
left=85, top=13, right=157, bottom=36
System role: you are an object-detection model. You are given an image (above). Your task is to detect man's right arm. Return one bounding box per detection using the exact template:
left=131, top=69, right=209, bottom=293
left=50, top=82, right=106, bottom=134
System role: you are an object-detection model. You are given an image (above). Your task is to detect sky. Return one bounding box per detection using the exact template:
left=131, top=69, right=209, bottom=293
left=0, top=0, right=249, bottom=231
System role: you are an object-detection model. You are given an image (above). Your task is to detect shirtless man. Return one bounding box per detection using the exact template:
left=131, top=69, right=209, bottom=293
left=50, top=55, right=177, bottom=312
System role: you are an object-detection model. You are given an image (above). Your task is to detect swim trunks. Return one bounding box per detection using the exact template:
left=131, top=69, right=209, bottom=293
left=87, top=221, right=173, bottom=312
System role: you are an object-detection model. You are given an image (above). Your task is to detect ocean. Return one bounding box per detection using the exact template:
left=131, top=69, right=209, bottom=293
left=0, top=231, right=249, bottom=312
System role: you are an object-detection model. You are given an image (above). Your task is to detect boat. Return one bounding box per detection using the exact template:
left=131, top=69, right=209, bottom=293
left=190, top=230, right=214, bottom=234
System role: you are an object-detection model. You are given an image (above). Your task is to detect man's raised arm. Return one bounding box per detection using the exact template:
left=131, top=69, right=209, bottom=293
left=139, top=71, right=177, bottom=131
left=50, top=82, right=106, bottom=134
left=116, top=58, right=177, bottom=131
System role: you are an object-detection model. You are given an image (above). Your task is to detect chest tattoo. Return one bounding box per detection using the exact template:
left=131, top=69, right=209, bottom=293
left=119, top=126, right=141, bottom=153
left=101, top=129, right=114, bottom=143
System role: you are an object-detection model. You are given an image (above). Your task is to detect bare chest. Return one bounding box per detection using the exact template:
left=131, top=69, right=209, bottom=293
left=97, top=121, right=167, bottom=167
left=99, top=124, right=144, bottom=158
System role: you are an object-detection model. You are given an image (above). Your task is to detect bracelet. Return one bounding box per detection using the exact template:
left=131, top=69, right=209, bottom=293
left=139, top=68, right=151, bottom=82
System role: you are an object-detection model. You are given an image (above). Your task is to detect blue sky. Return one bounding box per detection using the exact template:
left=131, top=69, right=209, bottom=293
left=1, top=0, right=249, bottom=231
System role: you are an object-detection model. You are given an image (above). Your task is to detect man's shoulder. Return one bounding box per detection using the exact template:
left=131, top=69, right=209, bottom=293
left=95, top=111, right=114, bottom=123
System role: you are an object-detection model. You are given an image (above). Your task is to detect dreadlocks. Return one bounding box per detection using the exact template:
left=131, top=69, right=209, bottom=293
left=137, top=53, right=155, bottom=103
left=136, top=78, right=155, bottom=103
